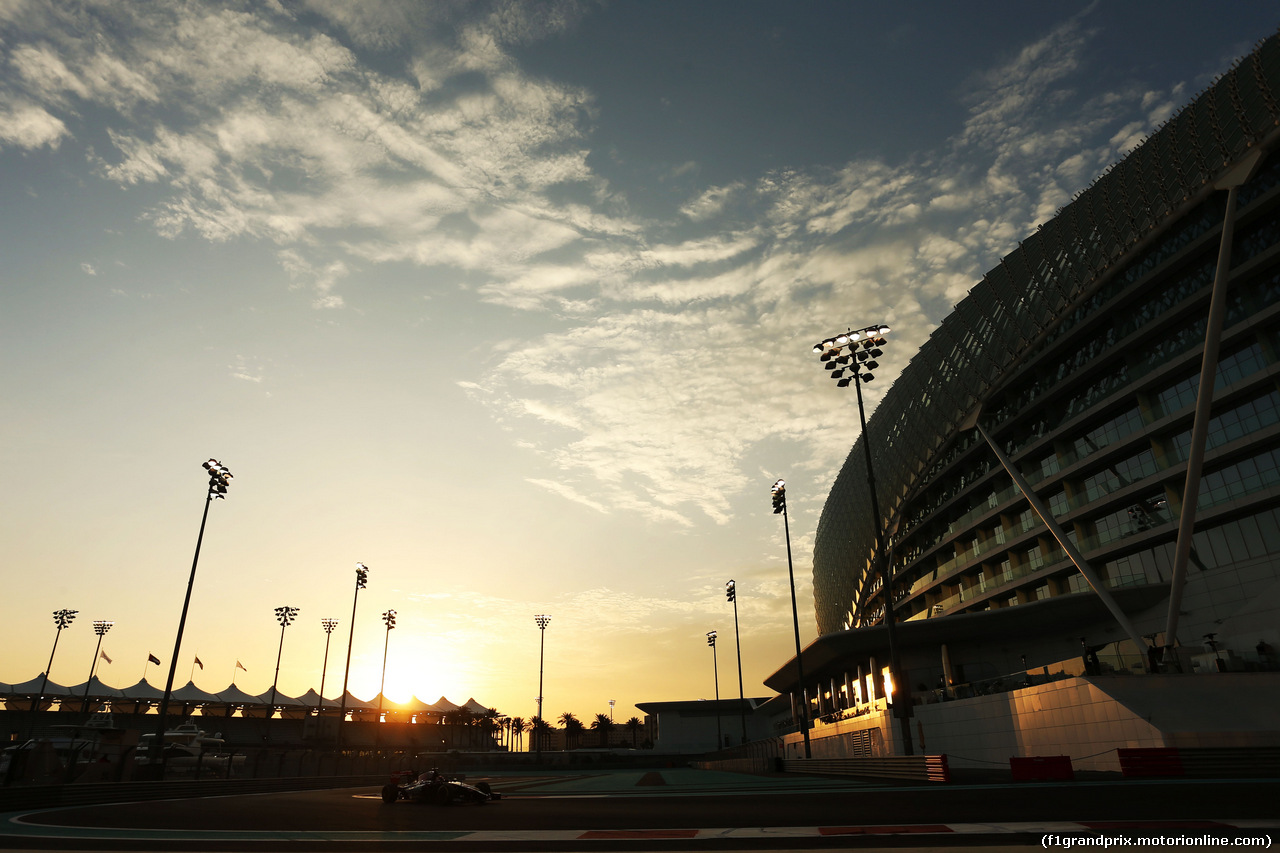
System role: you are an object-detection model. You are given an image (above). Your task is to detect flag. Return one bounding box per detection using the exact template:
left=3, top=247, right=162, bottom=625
left=236, top=660, right=247, bottom=672
left=194, top=656, right=204, bottom=670
left=100, top=650, right=112, bottom=664
left=148, top=653, right=160, bottom=665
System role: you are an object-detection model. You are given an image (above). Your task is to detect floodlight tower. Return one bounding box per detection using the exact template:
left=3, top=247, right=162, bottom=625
left=155, top=458, right=232, bottom=770
left=707, top=630, right=722, bottom=750
left=317, top=618, right=339, bottom=714
left=772, top=479, right=811, bottom=758
left=80, top=620, right=114, bottom=713
left=726, top=580, right=747, bottom=744
left=33, top=609, right=77, bottom=725
left=338, top=562, right=369, bottom=746
left=534, top=614, right=550, bottom=759
left=812, top=325, right=913, bottom=755
left=268, top=606, right=300, bottom=712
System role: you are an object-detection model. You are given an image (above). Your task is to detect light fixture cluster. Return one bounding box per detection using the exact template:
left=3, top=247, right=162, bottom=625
left=534, top=614, right=551, bottom=630
left=321, top=617, right=339, bottom=634
left=355, top=562, right=369, bottom=589
left=92, top=619, right=113, bottom=636
left=771, top=479, right=786, bottom=514
left=706, top=630, right=717, bottom=647
left=725, top=579, right=736, bottom=602
left=274, top=605, right=300, bottom=627
left=53, top=609, right=78, bottom=630
left=812, top=324, right=890, bottom=387
left=202, top=458, right=233, bottom=499
left=382, top=609, right=397, bottom=630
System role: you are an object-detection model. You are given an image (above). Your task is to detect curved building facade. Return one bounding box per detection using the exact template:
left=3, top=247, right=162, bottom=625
left=811, top=30, right=1280, bottom=675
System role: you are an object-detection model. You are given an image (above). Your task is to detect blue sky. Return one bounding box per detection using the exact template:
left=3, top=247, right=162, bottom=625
left=3, top=1, right=1277, bottom=725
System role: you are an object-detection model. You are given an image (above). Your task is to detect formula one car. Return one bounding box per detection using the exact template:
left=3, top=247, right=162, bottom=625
left=380, top=769, right=501, bottom=805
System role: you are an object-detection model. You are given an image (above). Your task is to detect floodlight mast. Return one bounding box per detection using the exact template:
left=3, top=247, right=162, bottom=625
left=268, top=606, right=300, bottom=711
left=771, top=479, right=811, bottom=759
left=707, top=630, right=722, bottom=750
left=813, top=325, right=914, bottom=756
left=154, top=459, right=232, bottom=773
left=534, top=614, right=550, bottom=760
left=32, top=609, right=78, bottom=733
left=726, top=579, right=747, bottom=744
left=317, top=618, right=339, bottom=715
left=338, top=562, right=369, bottom=746
left=81, top=620, right=114, bottom=713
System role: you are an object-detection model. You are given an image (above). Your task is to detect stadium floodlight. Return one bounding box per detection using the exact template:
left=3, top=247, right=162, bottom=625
left=534, top=615, right=551, bottom=760
left=813, top=324, right=914, bottom=755
left=338, top=563, right=369, bottom=745
left=155, top=458, right=233, bottom=773
left=316, top=618, right=339, bottom=714
left=268, top=606, right=300, bottom=711
left=770, top=479, right=810, bottom=758
left=80, top=620, right=114, bottom=713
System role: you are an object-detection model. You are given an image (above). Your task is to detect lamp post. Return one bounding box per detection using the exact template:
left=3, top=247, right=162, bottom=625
left=80, top=620, right=114, bottom=713
left=726, top=580, right=747, bottom=745
left=812, top=324, right=913, bottom=755
left=155, top=458, right=232, bottom=770
left=772, top=479, right=811, bottom=758
left=377, top=609, right=396, bottom=724
left=534, top=614, right=550, bottom=760
left=317, top=618, right=339, bottom=715
left=268, top=606, right=299, bottom=713
left=338, top=562, right=368, bottom=746
left=707, top=630, right=722, bottom=750
left=33, top=609, right=77, bottom=726
left=608, top=699, right=615, bottom=723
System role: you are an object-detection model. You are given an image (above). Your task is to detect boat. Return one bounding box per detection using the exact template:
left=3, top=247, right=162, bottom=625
left=2, top=710, right=138, bottom=783
left=137, top=721, right=244, bottom=774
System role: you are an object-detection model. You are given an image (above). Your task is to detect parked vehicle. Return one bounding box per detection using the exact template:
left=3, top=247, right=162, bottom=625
left=380, top=769, right=501, bottom=805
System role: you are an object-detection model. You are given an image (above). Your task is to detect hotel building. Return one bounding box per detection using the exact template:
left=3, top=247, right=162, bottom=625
left=766, top=28, right=1280, bottom=768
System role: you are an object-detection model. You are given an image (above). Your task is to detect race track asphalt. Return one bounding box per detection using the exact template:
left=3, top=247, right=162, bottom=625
left=2, top=769, right=1278, bottom=851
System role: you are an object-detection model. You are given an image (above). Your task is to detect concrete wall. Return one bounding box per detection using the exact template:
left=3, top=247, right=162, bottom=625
left=782, top=672, right=1280, bottom=773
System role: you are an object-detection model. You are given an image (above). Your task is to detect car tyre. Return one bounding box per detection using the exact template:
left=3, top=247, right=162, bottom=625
left=381, top=784, right=399, bottom=804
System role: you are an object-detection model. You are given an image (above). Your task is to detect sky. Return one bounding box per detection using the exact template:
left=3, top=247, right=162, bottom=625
left=3, top=1, right=1278, bottom=728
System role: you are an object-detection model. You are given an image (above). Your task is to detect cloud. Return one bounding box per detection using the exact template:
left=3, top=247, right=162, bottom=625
left=2, top=1, right=609, bottom=307
left=456, top=17, right=1187, bottom=528
left=0, top=3, right=1189, bottom=529
left=525, top=478, right=606, bottom=514
left=0, top=98, right=67, bottom=149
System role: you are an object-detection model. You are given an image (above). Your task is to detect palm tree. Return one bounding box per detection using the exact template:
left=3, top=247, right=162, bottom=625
left=624, top=716, right=643, bottom=748
left=509, top=716, right=526, bottom=752
left=591, top=713, right=614, bottom=748
left=530, top=716, right=550, bottom=753
left=444, top=707, right=474, bottom=748
left=477, top=708, right=500, bottom=750
left=559, top=711, right=583, bottom=750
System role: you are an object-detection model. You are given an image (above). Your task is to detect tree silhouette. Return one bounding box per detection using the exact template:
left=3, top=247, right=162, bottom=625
left=530, top=716, right=551, bottom=753
left=559, top=712, right=584, bottom=749
left=591, top=713, right=614, bottom=747
left=509, top=716, right=526, bottom=752
left=623, top=716, right=643, bottom=748
left=477, top=707, right=500, bottom=750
